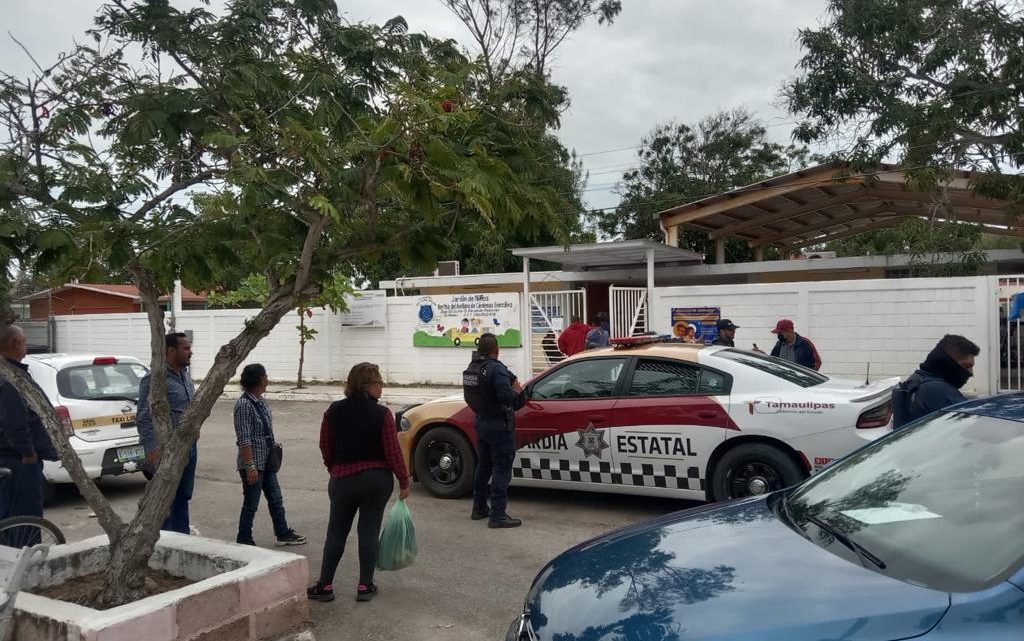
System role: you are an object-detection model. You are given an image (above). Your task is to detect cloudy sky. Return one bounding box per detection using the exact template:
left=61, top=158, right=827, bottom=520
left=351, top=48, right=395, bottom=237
left=1, top=0, right=829, bottom=211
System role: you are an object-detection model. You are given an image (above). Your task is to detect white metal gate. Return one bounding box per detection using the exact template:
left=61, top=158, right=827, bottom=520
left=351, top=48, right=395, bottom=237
left=999, top=276, right=1024, bottom=391
left=529, top=290, right=587, bottom=374
left=609, top=286, right=648, bottom=338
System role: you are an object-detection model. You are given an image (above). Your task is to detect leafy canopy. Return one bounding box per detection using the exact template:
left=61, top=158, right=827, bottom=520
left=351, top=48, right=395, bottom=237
left=786, top=0, right=1024, bottom=205
left=1, top=0, right=577, bottom=305
left=590, top=109, right=809, bottom=262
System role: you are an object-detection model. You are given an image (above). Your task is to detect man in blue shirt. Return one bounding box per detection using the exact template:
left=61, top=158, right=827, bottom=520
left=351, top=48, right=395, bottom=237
left=137, top=332, right=197, bottom=534
left=0, top=324, right=58, bottom=542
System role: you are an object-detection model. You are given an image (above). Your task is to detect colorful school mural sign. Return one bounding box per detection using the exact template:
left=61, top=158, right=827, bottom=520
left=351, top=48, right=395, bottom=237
left=413, top=293, right=522, bottom=348
left=670, top=307, right=721, bottom=344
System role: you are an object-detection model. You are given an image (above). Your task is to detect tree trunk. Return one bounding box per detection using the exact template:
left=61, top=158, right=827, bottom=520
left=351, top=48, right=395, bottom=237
left=297, top=311, right=306, bottom=389
left=92, top=283, right=299, bottom=608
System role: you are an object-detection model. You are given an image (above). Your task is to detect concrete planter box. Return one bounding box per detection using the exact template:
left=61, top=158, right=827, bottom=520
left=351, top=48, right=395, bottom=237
left=13, top=533, right=311, bottom=641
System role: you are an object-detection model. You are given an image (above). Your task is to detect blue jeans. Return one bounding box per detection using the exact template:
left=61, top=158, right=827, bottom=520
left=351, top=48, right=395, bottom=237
left=162, top=444, right=197, bottom=534
left=473, top=428, right=516, bottom=518
left=237, top=469, right=289, bottom=542
left=0, top=458, right=44, bottom=546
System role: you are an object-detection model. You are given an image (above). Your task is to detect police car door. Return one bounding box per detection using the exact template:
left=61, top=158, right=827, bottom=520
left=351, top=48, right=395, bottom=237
left=514, top=357, right=628, bottom=489
left=609, top=357, right=732, bottom=499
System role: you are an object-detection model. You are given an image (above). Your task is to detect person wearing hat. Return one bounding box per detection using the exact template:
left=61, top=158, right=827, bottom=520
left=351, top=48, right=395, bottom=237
left=769, top=319, right=822, bottom=371
left=712, top=319, right=739, bottom=347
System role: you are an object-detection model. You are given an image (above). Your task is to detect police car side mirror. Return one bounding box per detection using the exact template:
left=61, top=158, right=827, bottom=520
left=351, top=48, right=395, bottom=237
left=523, top=383, right=534, bottom=398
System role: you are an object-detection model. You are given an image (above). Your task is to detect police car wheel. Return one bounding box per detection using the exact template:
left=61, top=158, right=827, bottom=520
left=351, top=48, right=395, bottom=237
left=413, top=426, right=475, bottom=498
left=711, top=443, right=804, bottom=501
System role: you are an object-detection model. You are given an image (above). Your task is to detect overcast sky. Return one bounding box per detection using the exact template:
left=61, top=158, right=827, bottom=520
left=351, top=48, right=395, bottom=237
left=1, top=0, right=828, bottom=211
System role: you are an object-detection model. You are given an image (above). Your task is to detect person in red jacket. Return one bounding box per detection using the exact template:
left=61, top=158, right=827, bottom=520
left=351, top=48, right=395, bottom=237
left=557, top=316, right=590, bottom=357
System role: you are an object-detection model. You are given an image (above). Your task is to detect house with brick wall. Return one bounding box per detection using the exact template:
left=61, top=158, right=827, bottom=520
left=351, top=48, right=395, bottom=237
left=21, top=283, right=206, bottom=320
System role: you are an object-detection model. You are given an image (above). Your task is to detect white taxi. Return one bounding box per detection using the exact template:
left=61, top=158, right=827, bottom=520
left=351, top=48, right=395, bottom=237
left=24, top=354, right=149, bottom=500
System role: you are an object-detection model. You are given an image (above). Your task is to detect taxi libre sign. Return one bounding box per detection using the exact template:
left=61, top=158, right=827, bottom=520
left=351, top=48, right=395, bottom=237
left=413, top=293, right=522, bottom=348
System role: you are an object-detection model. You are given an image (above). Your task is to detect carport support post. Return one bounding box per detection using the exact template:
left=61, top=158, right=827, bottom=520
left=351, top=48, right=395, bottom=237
left=522, top=257, right=532, bottom=377
left=646, top=247, right=655, bottom=334
left=754, top=246, right=764, bottom=262
left=715, top=237, right=726, bottom=265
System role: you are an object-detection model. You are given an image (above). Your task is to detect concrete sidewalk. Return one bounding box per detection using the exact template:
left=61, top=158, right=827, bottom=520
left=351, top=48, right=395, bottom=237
left=220, top=383, right=459, bottom=406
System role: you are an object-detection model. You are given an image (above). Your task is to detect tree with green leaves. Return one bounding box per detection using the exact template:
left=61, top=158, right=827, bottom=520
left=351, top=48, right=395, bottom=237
left=825, top=217, right=989, bottom=276
left=0, top=0, right=573, bottom=608
left=353, top=0, right=621, bottom=280
left=590, top=109, right=809, bottom=262
left=785, top=0, right=1024, bottom=256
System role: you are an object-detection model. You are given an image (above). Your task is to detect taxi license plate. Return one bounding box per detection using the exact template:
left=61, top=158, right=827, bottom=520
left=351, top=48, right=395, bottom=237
left=116, top=446, right=146, bottom=463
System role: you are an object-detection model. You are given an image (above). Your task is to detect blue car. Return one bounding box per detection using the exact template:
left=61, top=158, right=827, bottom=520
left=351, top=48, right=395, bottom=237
left=509, top=394, right=1024, bottom=641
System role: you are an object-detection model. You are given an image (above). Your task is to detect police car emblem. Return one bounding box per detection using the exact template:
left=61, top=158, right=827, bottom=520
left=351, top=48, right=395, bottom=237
left=575, top=423, right=609, bottom=459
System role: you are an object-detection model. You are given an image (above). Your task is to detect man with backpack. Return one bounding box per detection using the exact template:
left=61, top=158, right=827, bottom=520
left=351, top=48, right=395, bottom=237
left=463, top=333, right=525, bottom=528
left=892, top=335, right=979, bottom=428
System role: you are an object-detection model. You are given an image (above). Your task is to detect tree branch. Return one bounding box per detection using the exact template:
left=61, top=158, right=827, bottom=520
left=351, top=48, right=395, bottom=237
left=294, top=215, right=328, bottom=295
left=127, top=169, right=222, bottom=222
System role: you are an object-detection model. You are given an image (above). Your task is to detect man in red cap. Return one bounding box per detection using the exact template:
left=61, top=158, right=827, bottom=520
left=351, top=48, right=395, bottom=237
left=770, top=319, right=821, bottom=370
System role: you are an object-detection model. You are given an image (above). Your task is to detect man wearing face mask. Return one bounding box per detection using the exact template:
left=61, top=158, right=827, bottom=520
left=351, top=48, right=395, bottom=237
left=894, top=334, right=980, bottom=428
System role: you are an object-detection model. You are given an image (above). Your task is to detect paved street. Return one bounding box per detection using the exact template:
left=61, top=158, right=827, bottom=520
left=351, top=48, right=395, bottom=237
left=44, top=399, right=697, bottom=641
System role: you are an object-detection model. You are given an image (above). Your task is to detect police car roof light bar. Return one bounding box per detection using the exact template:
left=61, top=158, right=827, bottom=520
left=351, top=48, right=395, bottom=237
left=610, top=335, right=682, bottom=349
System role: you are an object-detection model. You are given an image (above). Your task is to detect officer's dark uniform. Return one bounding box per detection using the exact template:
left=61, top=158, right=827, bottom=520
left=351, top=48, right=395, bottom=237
left=471, top=354, right=525, bottom=524
left=0, top=358, right=59, bottom=544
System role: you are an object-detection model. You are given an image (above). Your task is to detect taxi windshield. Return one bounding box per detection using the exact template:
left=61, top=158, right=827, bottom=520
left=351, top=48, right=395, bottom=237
left=786, top=406, right=1024, bottom=592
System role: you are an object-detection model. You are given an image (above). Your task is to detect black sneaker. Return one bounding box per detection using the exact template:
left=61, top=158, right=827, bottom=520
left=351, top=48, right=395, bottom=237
left=236, top=538, right=256, bottom=546
left=356, top=582, right=378, bottom=602
left=276, top=530, right=307, bottom=546
left=307, top=581, right=335, bottom=602
left=488, top=514, right=523, bottom=529
left=470, top=506, right=490, bottom=521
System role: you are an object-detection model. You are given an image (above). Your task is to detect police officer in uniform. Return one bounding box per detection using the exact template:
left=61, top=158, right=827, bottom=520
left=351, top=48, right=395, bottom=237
left=712, top=319, right=739, bottom=347
left=467, top=333, right=525, bottom=528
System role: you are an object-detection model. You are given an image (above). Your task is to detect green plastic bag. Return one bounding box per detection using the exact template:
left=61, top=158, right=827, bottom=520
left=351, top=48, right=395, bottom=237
left=377, top=499, right=418, bottom=571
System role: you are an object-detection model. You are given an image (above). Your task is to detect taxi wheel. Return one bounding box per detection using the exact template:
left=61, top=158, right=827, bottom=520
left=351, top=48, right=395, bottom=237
left=413, top=426, right=475, bottom=498
left=42, top=481, right=56, bottom=506
left=711, top=444, right=804, bottom=501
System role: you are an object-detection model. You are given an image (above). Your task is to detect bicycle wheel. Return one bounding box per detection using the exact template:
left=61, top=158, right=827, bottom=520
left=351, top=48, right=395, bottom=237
left=0, top=516, right=65, bottom=548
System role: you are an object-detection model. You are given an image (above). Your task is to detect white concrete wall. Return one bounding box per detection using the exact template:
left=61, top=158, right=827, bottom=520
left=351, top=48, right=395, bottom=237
left=52, top=277, right=1000, bottom=393
left=53, top=298, right=525, bottom=386
left=654, top=276, right=998, bottom=396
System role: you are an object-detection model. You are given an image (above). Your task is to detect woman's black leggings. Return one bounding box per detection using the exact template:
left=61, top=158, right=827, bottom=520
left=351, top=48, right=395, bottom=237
left=318, top=468, right=394, bottom=586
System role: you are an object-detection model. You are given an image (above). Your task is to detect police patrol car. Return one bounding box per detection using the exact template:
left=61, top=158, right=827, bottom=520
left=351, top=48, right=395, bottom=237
left=397, top=337, right=897, bottom=502
left=24, top=354, right=149, bottom=500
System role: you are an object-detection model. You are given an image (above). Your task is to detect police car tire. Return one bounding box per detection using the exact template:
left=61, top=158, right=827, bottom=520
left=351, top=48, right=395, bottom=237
left=710, top=443, right=804, bottom=501
left=413, top=426, right=476, bottom=499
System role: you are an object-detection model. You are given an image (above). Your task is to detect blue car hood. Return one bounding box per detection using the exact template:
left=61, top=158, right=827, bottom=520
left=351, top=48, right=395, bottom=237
left=525, top=497, right=950, bottom=641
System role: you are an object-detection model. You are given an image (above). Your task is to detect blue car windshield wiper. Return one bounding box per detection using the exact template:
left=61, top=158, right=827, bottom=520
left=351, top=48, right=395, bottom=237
left=804, top=512, right=886, bottom=570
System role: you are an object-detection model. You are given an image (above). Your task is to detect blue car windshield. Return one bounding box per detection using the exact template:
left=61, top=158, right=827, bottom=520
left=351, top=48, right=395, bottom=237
left=787, top=408, right=1024, bottom=592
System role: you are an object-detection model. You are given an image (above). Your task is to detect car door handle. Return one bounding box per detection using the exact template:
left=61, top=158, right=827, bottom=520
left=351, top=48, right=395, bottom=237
left=587, top=416, right=607, bottom=424
left=696, top=411, right=719, bottom=420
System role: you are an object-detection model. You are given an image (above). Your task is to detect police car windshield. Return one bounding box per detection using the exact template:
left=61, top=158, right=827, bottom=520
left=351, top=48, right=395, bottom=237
left=714, top=349, right=827, bottom=388
left=786, top=410, right=1024, bottom=592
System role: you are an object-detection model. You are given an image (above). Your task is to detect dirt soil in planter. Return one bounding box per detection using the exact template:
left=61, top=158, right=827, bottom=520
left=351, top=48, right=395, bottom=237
left=32, top=568, right=195, bottom=610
